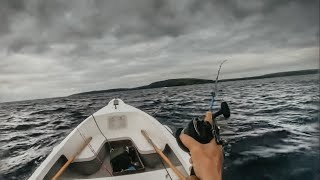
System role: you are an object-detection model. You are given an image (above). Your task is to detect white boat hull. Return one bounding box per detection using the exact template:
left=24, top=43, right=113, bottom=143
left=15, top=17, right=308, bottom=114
left=29, top=99, right=191, bottom=180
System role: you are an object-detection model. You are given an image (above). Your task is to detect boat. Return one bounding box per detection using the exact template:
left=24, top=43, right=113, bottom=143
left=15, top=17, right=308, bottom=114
left=29, top=99, right=191, bottom=180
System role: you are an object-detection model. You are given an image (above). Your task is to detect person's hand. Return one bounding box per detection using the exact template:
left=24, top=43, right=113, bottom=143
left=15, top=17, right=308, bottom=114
left=180, top=134, right=223, bottom=180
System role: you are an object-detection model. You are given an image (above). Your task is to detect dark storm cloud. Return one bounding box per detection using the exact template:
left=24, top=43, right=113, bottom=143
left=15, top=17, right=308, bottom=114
left=0, top=0, right=319, bottom=102
left=1, top=0, right=318, bottom=52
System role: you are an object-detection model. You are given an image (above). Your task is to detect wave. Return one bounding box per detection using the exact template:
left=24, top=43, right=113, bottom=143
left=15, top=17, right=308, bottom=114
left=2, top=156, right=43, bottom=180
left=0, top=75, right=318, bottom=180
left=254, top=106, right=305, bottom=114
left=228, top=129, right=291, bottom=153
left=30, top=107, right=67, bottom=115
left=54, top=124, right=71, bottom=130
left=11, top=121, right=49, bottom=131
left=224, top=152, right=319, bottom=180
left=13, top=124, right=33, bottom=130
left=28, top=132, right=43, bottom=138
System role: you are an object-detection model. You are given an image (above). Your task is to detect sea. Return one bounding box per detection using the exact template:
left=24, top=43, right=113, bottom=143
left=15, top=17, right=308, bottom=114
left=0, top=74, right=319, bottom=180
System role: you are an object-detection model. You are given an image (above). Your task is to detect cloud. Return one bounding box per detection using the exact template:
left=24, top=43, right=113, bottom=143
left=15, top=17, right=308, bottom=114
left=0, top=0, right=319, bottom=102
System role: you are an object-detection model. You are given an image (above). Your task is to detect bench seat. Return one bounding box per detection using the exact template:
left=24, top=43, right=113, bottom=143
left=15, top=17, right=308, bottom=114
left=74, top=134, right=106, bottom=162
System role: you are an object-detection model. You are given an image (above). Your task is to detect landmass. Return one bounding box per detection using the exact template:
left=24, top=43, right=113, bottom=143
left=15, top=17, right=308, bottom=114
left=71, top=69, right=319, bottom=96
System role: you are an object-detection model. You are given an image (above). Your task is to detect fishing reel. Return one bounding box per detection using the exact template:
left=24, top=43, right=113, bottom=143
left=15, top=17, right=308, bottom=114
left=175, top=101, right=230, bottom=153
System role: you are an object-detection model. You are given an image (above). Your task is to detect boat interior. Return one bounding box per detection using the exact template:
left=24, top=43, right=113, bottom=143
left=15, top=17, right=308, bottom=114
left=43, top=138, right=185, bottom=179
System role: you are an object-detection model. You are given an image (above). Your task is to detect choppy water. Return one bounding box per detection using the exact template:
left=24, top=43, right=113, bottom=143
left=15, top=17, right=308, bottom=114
left=0, top=74, right=319, bottom=180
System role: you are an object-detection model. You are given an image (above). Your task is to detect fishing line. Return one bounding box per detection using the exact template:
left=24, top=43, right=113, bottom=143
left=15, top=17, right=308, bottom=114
left=76, top=128, right=113, bottom=177
left=91, top=114, right=112, bottom=151
left=150, top=143, right=173, bottom=180
left=210, top=60, right=227, bottom=111
left=158, top=153, right=173, bottom=180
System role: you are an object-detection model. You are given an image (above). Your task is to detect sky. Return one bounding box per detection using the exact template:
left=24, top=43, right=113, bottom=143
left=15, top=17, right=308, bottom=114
left=0, top=0, right=319, bottom=102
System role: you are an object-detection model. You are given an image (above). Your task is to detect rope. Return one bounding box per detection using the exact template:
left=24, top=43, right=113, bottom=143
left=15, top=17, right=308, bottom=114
left=76, top=128, right=113, bottom=177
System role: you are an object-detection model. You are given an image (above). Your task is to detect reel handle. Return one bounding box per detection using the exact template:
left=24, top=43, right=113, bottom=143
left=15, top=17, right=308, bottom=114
left=213, top=102, right=230, bottom=119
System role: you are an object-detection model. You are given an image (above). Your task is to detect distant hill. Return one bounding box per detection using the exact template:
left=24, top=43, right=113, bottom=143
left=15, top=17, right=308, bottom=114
left=219, top=69, right=319, bottom=82
left=72, top=78, right=214, bottom=96
left=135, top=78, right=213, bottom=89
left=70, top=69, right=319, bottom=96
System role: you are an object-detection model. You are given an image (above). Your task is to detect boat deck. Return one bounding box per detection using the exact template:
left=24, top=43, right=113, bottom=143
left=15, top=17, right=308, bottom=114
left=44, top=140, right=186, bottom=179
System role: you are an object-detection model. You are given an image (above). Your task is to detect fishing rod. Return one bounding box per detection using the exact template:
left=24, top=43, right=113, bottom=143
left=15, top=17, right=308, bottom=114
left=210, top=60, right=228, bottom=111
left=209, top=60, right=230, bottom=145
left=175, top=60, right=231, bottom=176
